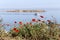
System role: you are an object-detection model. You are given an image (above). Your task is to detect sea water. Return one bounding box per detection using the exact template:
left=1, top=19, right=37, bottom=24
left=0, top=8, right=60, bottom=31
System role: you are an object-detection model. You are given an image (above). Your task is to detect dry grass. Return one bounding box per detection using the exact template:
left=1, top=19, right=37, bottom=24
left=0, top=16, right=60, bottom=40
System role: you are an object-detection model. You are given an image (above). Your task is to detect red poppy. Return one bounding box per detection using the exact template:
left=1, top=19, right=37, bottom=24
left=32, top=18, right=36, bottom=22
left=40, top=16, right=44, bottom=18
left=14, top=21, right=17, bottom=23
left=19, top=21, right=23, bottom=25
left=15, top=30, right=19, bottom=33
left=13, top=28, right=17, bottom=31
left=47, top=20, right=51, bottom=22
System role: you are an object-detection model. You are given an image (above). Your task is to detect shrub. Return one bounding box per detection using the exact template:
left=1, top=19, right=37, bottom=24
left=9, top=17, right=60, bottom=40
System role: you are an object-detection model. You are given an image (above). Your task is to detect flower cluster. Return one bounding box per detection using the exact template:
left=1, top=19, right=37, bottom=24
left=1, top=15, right=60, bottom=40
left=13, top=28, right=19, bottom=33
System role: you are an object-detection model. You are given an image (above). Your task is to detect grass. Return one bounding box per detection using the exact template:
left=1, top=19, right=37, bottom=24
left=0, top=16, right=60, bottom=40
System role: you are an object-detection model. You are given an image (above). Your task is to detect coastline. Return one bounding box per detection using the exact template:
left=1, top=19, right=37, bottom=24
left=0, top=10, right=45, bottom=12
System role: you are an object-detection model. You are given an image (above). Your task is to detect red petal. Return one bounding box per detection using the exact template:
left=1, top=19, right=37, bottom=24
left=15, top=30, right=19, bottom=32
left=32, top=18, right=36, bottom=22
left=40, top=16, right=44, bottom=18
left=19, top=21, right=23, bottom=25
left=13, top=28, right=17, bottom=31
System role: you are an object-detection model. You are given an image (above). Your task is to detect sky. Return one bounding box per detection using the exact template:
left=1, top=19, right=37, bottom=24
left=0, top=0, right=60, bottom=9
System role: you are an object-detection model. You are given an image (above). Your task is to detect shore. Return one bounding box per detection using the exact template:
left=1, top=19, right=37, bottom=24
left=0, top=9, right=45, bottom=12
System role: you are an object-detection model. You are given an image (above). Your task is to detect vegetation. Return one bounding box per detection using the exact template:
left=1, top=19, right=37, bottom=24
left=0, top=16, right=60, bottom=40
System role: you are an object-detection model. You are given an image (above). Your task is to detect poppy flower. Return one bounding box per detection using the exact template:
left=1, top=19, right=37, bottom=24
left=19, top=21, right=23, bottom=25
left=14, top=21, right=17, bottom=23
left=40, top=16, right=44, bottom=18
left=47, top=20, right=51, bottom=22
left=13, top=28, right=17, bottom=31
left=32, top=18, right=36, bottom=22
left=15, top=30, right=19, bottom=33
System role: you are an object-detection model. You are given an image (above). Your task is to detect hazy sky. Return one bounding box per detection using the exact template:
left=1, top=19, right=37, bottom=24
left=0, top=0, right=60, bottom=9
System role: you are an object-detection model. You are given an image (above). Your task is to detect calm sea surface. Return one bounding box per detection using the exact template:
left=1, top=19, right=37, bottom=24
left=0, top=8, right=60, bottom=31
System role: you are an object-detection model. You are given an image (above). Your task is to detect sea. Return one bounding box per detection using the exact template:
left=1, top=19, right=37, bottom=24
left=0, top=8, right=60, bottom=31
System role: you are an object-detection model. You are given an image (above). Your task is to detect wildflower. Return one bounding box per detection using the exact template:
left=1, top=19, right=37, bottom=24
left=47, top=20, right=51, bottom=23
left=13, top=28, right=19, bottom=32
left=32, top=18, right=36, bottom=22
left=19, top=21, right=23, bottom=25
left=14, top=21, right=17, bottom=23
left=15, top=30, right=19, bottom=33
left=13, top=28, right=17, bottom=31
left=40, top=16, right=44, bottom=18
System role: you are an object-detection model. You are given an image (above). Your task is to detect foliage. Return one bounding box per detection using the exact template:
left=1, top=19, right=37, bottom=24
left=0, top=16, right=60, bottom=40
